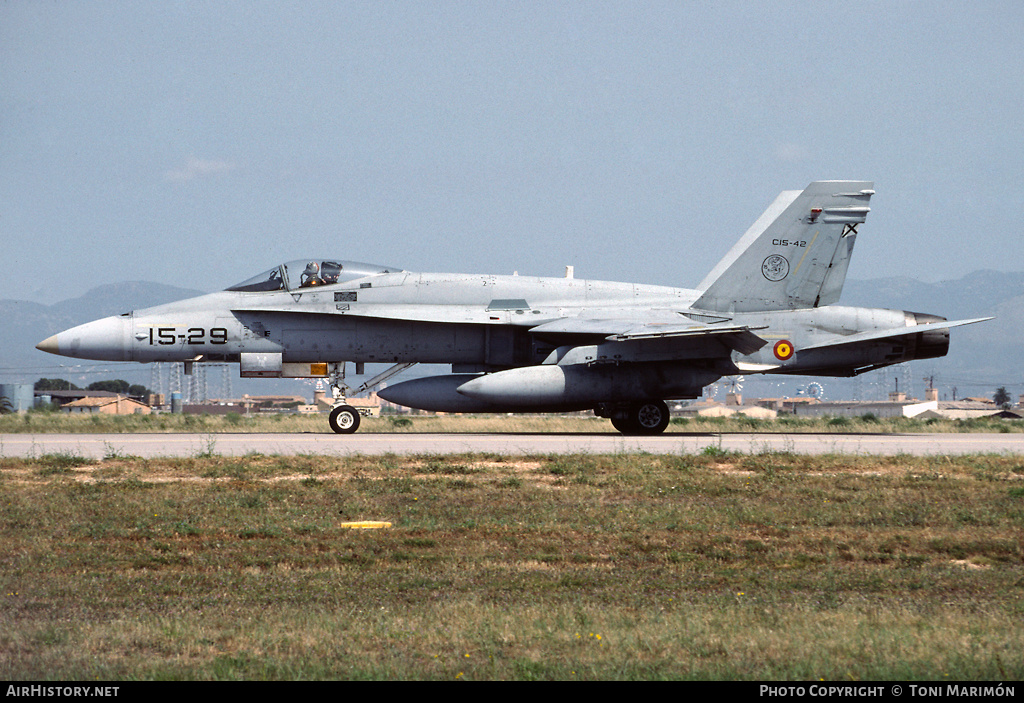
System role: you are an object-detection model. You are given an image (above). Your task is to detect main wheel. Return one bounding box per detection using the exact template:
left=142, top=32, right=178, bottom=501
left=633, top=400, right=670, bottom=435
left=328, top=404, right=361, bottom=434
left=612, top=401, right=670, bottom=436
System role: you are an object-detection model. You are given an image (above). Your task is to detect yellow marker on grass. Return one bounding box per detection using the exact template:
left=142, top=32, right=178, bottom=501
left=339, top=521, right=392, bottom=529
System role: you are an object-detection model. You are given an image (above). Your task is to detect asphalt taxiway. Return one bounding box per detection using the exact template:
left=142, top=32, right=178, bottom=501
left=2, top=432, right=1024, bottom=459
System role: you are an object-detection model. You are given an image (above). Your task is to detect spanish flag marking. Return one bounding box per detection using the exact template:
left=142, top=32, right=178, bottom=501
left=773, top=340, right=795, bottom=361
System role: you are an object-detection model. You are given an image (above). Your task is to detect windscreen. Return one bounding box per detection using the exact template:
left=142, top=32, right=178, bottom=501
left=226, top=260, right=402, bottom=292
left=226, top=266, right=286, bottom=292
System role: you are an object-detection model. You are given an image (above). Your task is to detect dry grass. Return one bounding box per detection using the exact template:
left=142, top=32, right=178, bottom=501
left=1, top=450, right=1022, bottom=680
left=3, top=409, right=1023, bottom=435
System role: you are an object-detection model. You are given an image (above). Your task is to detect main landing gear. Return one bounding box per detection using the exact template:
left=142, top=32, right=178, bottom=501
left=606, top=400, right=671, bottom=436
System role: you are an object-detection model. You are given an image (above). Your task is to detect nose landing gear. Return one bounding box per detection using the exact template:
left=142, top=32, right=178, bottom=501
left=326, top=361, right=416, bottom=434
left=328, top=404, right=361, bottom=434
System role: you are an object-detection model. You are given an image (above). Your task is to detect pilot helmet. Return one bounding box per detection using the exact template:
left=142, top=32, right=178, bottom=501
left=321, top=261, right=342, bottom=283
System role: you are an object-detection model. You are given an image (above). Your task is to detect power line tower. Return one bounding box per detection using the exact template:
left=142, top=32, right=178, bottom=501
left=221, top=363, right=232, bottom=400
left=188, top=364, right=209, bottom=403
left=150, top=362, right=165, bottom=397
left=169, top=362, right=183, bottom=400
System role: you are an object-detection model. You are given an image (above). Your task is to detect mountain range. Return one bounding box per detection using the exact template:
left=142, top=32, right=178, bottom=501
left=2, top=271, right=1020, bottom=401
left=843, top=271, right=1024, bottom=391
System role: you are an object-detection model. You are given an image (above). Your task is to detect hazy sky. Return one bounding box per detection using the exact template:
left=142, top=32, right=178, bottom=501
left=3, top=1, right=1023, bottom=305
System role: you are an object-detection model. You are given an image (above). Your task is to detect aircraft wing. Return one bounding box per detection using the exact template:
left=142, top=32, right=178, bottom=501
left=230, top=302, right=769, bottom=360
left=529, top=318, right=769, bottom=356
left=605, top=323, right=768, bottom=355
left=228, top=303, right=768, bottom=353
left=800, top=317, right=993, bottom=351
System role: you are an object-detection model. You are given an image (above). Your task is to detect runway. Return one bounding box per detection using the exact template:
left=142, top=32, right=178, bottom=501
left=2, top=431, right=1024, bottom=458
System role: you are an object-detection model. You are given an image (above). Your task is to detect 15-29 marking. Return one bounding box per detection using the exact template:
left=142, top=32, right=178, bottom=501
left=149, top=327, right=228, bottom=346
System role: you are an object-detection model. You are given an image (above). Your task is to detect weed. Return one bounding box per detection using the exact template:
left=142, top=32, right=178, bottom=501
left=196, top=434, right=218, bottom=458
left=34, top=452, right=91, bottom=474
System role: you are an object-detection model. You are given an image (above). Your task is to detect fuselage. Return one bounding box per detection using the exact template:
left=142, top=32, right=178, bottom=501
left=37, top=268, right=948, bottom=380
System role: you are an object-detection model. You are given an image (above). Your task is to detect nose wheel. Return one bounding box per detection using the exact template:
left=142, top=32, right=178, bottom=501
left=328, top=404, right=361, bottom=434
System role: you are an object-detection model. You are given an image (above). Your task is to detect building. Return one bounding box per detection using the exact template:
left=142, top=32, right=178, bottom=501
left=794, top=399, right=938, bottom=419
left=674, top=401, right=777, bottom=419
left=916, top=400, right=1017, bottom=421
left=63, top=395, right=152, bottom=415
left=35, top=389, right=121, bottom=409
left=750, top=397, right=821, bottom=414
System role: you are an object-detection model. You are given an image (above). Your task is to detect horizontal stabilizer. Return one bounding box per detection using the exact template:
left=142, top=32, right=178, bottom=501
left=735, top=361, right=782, bottom=373
left=801, top=317, right=993, bottom=351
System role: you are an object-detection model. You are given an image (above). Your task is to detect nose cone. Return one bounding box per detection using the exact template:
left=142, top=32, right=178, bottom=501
left=35, top=315, right=131, bottom=361
left=36, top=335, right=60, bottom=355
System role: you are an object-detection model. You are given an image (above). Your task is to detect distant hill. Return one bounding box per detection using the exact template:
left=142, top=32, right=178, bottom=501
left=1, top=282, right=205, bottom=387
left=843, top=270, right=1024, bottom=386
left=1, top=272, right=1020, bottom=400
left=843, top=270, right=1024, bottom=321
left=51, top=282, right=210, bottom=327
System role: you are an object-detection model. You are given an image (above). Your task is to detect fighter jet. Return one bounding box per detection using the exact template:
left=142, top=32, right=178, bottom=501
left=37, top=181, right=990, bottom=434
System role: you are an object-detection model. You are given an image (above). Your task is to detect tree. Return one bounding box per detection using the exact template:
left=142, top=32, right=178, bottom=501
left=993, top=387, right=1012, bottom=409
left=80, top=379, right=153, bottom=399
left=87, top=380, right=131, bottom=394
left=127, top=384, right=153, bottom=399
left=35, top=378, right=80, bottom=391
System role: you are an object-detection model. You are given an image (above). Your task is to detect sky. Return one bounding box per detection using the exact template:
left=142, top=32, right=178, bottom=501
left=3, top=1, right=1024, bottom=305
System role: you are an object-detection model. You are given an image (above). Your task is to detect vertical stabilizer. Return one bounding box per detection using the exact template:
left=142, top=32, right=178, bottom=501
left=693, top=181, right=873, bottom=312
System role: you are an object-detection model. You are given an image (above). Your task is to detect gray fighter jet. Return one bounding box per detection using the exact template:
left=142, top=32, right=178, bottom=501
left=37, top=181, right=990, bottom=434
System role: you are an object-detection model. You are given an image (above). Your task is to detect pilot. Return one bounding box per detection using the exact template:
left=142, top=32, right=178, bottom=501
left=301, top=261, right=323, bottom=287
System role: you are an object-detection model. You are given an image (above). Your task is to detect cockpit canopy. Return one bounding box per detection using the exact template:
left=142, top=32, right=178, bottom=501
left=226, top=259, right=402, bottom=293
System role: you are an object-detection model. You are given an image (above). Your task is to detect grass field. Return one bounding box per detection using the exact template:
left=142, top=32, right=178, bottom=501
left=2, top=449, right=1022, bottom=680
left=2, top=409, right=1024, bottom=435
